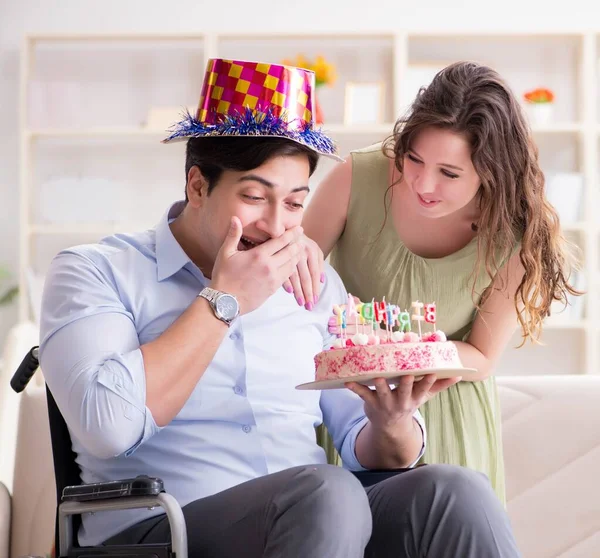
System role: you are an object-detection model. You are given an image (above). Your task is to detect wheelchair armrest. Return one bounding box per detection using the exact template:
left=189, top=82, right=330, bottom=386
left=58, top=479, right=187, bottom=558
left=62, top=475, right=164, bottom=502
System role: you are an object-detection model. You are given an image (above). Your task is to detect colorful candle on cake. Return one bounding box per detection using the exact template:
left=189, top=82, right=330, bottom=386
left=361, top=300, right=375, bottom=334
left=374, top=299, right=385, bottom=324
left=355, top=302, right=363, bottom=332
left=424, top=302, right=436, bottom=332
left=385, top=303, right=392, bottom=328
left=333, top=304, right=347, bottom=340
left=411, top=300, right=424, bottom=340
left=347, top=293, right=359, bottom=334
left=384, top=302, right=400, bottom=342
left=380, top=297, right=389, bottom=341
left=397, top=310, right=411, bottom=333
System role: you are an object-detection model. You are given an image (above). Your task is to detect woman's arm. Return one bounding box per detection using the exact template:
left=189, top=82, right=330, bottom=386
left=457, top=251, right=526, bottom=381
left=303, top=158, right=353, bottom=258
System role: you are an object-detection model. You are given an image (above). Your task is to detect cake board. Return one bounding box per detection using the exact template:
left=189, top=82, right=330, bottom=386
left=296, top=367, right=477, bottom=390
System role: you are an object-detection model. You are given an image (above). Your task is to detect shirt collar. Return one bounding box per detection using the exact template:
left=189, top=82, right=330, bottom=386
left=155, top=200, right=193, bottom=282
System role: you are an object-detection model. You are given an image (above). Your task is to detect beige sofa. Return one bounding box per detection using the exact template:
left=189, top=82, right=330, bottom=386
left=1, top=328, right=599, bottom=557
left=2, top=384, right=55, bottom=558
left=499, top=375, right=600, bottom=557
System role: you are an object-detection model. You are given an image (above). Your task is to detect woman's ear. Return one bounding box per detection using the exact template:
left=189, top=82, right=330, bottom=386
left=186, top=166, right=209, bottom=208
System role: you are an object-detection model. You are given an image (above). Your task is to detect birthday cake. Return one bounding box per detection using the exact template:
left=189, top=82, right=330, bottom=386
left=314, top=296, right=464, bottom=383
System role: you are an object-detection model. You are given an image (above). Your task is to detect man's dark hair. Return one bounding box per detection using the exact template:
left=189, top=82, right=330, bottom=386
left=184, top=136, right=319, bottom=200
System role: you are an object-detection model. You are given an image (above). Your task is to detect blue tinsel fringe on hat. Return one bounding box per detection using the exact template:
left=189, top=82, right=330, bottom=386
left=163, top=107, right=338, bottom=156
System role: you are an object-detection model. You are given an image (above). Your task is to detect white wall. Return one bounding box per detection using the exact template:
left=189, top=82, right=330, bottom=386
left=0, top=0, right=599, bottom=342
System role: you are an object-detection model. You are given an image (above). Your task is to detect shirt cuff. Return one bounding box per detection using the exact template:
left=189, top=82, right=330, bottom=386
left=341, top=410, right=427, bottom=471
left=406, top=410, right=427, bottom=468
left=96, top=348, right=163, bottom=456
left=340, top=416, right=370, bottom=472
left=124, top=408, right=163, bottom=457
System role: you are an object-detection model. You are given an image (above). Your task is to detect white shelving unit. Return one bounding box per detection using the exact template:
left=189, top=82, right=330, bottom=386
left=19, top=31, right=600, bottom=376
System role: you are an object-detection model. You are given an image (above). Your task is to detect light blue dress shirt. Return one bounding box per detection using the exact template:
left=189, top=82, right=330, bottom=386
left=39, top=201, right=426, bottom=546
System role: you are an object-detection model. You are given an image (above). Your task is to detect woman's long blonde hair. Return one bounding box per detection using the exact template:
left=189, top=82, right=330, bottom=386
left=383, top=61, right=582, bottom=343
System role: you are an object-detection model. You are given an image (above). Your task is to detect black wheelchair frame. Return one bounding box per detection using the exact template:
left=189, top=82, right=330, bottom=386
left=10, top=347, right=187, bottom=558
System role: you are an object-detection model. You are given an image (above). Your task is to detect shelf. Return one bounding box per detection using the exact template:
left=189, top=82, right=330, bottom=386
left=27, top=128, right=166, bottom=139
left=24, top=126, right=579, bottom=144
left=407, top=31, right=586, bottom=39
left=325, top=124, right=393, bottom=135
left=16, top=30, right=600, bottom=378
left=28, top=223, right=143, bottom=236
left=216, top=32, right=396, bottom=40
left=543, top=320, right=588, bottom=330
left=562, top=222, right=589, bottom=233
left=26, top=124, right=394, bottom=140
left=28, top=34, right=207, bottom=42
left=531, top=123, right=584, bottom=134
left=27, top=31, right=590, bottom=42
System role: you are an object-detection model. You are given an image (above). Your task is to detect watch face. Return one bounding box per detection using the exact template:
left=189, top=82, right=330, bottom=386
left=215, top=294, right=239, bottom=321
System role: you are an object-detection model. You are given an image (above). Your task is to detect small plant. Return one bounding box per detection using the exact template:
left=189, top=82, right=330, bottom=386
left=282, top=55, right=337, bottom=88
left=524, top=88, right=555, bottom=104
left=0, top=265, right=18, bottom=306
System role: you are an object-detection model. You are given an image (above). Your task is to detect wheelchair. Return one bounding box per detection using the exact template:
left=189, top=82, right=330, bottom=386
left=10, top=346, right=414, bottom=557
left=10, top=347, right=188, bottom=558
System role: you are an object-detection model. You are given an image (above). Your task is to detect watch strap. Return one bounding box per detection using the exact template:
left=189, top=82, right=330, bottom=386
left=199, top=286, right=220, bottom=304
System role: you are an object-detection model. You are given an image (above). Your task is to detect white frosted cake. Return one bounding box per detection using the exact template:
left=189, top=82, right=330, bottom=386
left=313, top=297, right=464, bottom=383
left=315, top=331, right=462, bottom=382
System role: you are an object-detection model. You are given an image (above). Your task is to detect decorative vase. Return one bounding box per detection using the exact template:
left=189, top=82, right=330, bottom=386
left=314, top=93, right=324, bottom=124
left=525, top=102, right=554, bottom=125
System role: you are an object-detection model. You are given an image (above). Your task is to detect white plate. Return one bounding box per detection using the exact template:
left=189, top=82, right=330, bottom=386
left=296, top=368, right=477, bottom=390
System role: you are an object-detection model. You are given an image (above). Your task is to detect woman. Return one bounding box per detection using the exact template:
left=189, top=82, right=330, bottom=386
left=296, top=61, right=581, bottom=502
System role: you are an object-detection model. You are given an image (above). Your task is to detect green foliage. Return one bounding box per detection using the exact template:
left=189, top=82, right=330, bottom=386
left=0, top=265, right=18, bottom=307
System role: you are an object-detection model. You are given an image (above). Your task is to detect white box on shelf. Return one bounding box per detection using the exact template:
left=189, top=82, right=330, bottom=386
left=544, top=172, right=584, bottom=224
left=524, top=102, right=555, bottom=126
left=343, top=82, right=386, bottom=125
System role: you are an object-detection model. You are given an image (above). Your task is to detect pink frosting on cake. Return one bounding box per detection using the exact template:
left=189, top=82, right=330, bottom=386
left=314, top=340, right=462, bottom=381
left=320, top=294, right=460, bottom=382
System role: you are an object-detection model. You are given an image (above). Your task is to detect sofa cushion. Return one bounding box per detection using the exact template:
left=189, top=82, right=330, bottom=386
left=10, top=385, right=55, bottom=558
left=0, top=481, right=10, bottom=558
left=498, top=375, right=600, bottom=558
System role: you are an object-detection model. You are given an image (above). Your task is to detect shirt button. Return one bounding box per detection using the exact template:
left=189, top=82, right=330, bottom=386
left=233, top=385, right=244, bottom=396
left=242, top=425, right=251, bottom=434
left=229, top=332, right=240, bottom=341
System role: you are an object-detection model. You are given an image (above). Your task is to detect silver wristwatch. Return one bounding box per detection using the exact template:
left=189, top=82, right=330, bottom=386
left=198, top=287, right=240, bottom=326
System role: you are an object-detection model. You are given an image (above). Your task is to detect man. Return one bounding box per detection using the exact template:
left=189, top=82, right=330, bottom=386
left=39, top=59, right=520, bottom=557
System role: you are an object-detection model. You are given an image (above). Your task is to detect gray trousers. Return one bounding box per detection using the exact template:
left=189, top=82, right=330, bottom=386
left=106, top=464, right=521, bottom=557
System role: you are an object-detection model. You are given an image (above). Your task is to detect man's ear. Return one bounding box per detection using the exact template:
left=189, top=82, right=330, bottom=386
left=186, top=166, right=209, bottom=208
